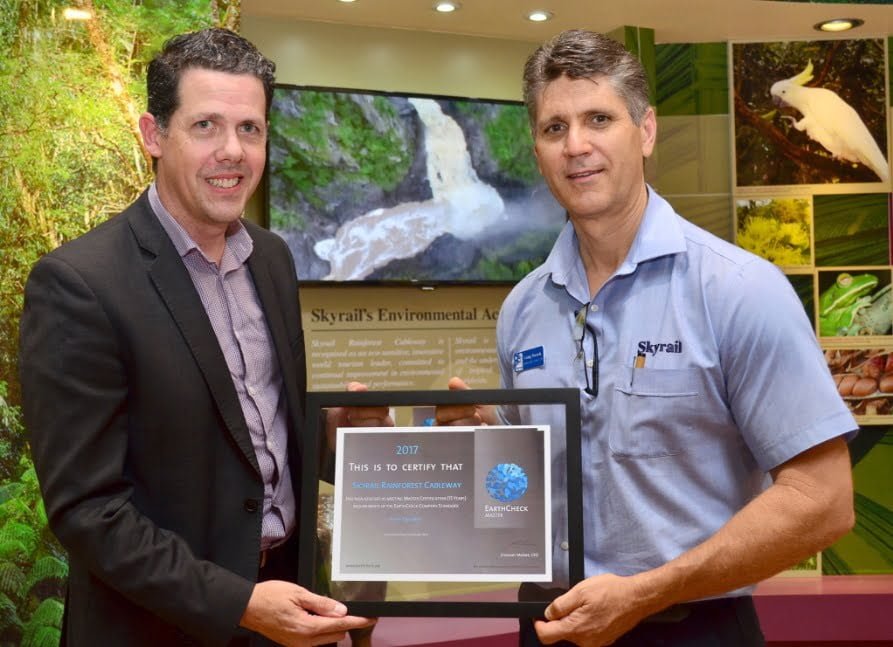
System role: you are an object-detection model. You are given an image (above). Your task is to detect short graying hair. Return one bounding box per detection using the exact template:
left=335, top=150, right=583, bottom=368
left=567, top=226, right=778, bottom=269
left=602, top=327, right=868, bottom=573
left=146, top=28, right=276, bottom=131
left=522, top=30, right=651, bottom=129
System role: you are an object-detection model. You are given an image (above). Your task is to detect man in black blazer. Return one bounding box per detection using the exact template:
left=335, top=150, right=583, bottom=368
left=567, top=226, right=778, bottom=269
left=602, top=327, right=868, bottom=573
left=19, top=28, right=377, bottom=645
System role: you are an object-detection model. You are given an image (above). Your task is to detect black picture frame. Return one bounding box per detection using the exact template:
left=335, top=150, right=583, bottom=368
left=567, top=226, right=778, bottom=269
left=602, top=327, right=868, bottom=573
left=299, top=388, right=583, bottom=617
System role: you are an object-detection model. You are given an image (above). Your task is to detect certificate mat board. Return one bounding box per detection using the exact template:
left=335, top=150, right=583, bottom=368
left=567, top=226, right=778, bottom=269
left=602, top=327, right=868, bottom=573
left=300, top=388, right=583, bottom=617
left=333, top=426, right=551, bottom=582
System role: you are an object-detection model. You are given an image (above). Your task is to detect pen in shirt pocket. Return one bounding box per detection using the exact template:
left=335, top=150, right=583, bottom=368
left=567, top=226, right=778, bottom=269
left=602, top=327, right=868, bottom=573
left=632, top=352, right=646, bottom=386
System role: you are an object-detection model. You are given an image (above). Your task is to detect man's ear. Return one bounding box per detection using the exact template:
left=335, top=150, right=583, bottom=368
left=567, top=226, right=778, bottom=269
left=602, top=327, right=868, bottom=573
left=139, top=112, right=164, bottom=158
left=640, top=106, right=657, bottom=158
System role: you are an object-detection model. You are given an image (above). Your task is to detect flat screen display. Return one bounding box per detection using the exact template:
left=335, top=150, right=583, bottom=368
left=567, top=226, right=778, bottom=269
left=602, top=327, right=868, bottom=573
left=267, top=85, right=564, bottom=283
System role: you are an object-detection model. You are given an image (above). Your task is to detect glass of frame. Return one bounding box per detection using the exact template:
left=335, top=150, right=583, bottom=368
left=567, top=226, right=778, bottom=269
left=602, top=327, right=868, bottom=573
left=299, top=388, right=583, bottom=617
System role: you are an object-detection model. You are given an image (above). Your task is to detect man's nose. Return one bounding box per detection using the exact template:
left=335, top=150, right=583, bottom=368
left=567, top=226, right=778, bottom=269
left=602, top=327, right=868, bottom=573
left=216, top=128, right=245, bottom=162
left=564, top=124, right=592, bottom=157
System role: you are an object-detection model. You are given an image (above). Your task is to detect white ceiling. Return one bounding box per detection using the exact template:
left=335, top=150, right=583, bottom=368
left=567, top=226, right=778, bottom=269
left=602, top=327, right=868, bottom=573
left=242, top=0, right=893, bottom=44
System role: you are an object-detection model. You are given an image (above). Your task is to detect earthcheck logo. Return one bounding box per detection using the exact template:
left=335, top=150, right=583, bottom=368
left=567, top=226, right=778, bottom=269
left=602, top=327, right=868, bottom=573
left=637, top=340, right=683, bottom=356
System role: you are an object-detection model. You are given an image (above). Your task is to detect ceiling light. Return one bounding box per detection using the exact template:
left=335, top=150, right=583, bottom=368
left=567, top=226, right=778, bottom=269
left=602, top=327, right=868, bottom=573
left=527, top=10, right=553, bottom=22
left=62, top=7, right=93, bottom=20
left=814, top=18, right=864, bottom=32
left=336, top=0, right=357, bottom=3
left=434, top=1, right=460, bottom=13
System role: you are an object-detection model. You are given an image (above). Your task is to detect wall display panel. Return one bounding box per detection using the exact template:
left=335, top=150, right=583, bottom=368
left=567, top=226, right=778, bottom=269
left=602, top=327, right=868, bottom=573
left=655, top=43, right=729, bottom=118
left=813, top=193, right=890, bottom=267
left=729, top=37, right=893, bottom=570
left=826, top=347, right=893, bottom=421
left=267, top=85, right=564, bottom=284
left=731, top=38, right=891, bottom=195
left=817, top=269, right=892, bottom=339
left=653, top=41, right=734, bottom=244
left=734, top=196, right=813, bottom=269
left=823, top=426, right=893, bottom=575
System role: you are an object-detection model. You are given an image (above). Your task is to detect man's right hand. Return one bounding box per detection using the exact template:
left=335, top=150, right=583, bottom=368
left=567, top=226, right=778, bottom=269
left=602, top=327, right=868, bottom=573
left=435, top=377, right=499, bottom=426
left=240, top=580, right=375, bottom=646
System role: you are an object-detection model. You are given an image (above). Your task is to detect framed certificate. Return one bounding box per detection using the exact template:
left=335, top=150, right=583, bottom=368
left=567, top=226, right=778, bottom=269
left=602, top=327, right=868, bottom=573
left=334, top=424, right=552, bottom=583
left=299, top=388, right=583, bottom=617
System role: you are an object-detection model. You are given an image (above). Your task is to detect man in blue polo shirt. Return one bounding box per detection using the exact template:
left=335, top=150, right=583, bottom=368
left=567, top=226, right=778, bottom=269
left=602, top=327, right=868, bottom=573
left=444, top=29, right=856, bottom=646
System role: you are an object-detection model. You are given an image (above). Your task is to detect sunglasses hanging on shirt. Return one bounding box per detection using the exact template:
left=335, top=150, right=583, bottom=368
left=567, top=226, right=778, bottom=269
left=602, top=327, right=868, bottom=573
left=573, top=305, right=598, bottom=397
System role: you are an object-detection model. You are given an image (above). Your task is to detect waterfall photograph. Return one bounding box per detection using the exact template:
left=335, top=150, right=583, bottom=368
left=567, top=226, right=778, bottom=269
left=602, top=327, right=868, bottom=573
left=267, top=87, right=565, bottom=283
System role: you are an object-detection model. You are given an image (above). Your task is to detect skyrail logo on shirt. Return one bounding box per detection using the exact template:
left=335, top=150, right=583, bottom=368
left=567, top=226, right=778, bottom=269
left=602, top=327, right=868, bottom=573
left=637, top=340, right=683, bottom=356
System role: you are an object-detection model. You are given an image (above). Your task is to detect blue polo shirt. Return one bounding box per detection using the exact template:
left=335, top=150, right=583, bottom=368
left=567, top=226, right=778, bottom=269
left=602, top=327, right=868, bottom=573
left=497, top=187, right=856, bottom=588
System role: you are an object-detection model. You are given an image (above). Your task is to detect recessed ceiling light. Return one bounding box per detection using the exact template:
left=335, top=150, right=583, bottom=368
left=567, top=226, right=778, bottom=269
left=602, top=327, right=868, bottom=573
left=527, top=10, right=553, bottom=22
left=814, top=18, right=864, bottom=32
left=62, top=7, right=93, bottom=20
left=434, top=1, right=460, bottom=13
left=337, top=0, right=357, bottom=3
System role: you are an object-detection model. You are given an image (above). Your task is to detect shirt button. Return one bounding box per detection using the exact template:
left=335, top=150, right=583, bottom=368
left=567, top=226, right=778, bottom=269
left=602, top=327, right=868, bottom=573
left=244, top=499, right=259, bottom=513
left=248, top=386, right=257, bottom=397
left=559, top=541, right=569, bottom=551
left=590, top=305, right=599, bottom=312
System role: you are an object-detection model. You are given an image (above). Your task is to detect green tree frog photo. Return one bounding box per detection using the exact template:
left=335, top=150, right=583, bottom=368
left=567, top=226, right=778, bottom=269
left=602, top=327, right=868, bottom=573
left=819, top=272, right=892, bottom=337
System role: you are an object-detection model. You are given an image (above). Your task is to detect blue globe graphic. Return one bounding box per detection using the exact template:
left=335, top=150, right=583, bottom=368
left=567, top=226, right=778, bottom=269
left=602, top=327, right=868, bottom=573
left=486, top=463, right=528, bottom=502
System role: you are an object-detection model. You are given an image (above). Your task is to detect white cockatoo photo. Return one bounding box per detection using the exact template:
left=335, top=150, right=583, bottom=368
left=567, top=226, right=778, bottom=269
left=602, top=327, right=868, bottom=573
left=770, top=60, right=890, bottom=183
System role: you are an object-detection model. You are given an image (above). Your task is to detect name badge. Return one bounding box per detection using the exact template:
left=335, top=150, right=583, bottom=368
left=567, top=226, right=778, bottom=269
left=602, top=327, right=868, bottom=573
left=513, top=346, right=544, bottom=373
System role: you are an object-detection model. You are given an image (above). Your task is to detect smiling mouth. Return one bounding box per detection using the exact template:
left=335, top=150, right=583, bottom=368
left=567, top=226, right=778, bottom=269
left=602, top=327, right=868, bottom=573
left=207, top=177, right=241, bottom=189
left=567, top=169, right=601, bottom=180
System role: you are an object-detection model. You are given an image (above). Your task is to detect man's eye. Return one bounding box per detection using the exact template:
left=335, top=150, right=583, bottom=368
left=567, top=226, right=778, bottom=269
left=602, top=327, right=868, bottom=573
left=543, top=123, right=564, bottom=135
left=591, top=114, right=609, bottom=125
left=195, top=120, right=212, bottom=130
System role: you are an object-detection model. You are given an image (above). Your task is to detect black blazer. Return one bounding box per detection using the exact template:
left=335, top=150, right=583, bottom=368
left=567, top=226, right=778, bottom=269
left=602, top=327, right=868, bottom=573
left=19, top=191, right=307, bottom=645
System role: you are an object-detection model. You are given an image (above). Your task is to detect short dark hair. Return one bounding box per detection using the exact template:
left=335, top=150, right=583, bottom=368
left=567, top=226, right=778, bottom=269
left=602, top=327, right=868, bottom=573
left=522, top=30, right=651, bottom=129
left=146, top=28, right=276, bottom=130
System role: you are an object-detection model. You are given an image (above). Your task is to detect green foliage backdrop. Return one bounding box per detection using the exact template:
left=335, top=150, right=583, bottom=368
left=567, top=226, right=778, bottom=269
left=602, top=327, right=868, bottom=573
left=0, top=1, right=236, bottom=643
left=813, top=194, right=890, bottom=267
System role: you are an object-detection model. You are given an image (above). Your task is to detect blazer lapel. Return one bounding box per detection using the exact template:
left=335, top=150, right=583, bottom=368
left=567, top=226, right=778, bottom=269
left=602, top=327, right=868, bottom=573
left=126, top=194, right=262, bottom=477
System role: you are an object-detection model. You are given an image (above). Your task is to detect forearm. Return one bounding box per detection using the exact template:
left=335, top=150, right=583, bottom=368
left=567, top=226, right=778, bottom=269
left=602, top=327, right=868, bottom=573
left=630, top=437, right=854, bottom=614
